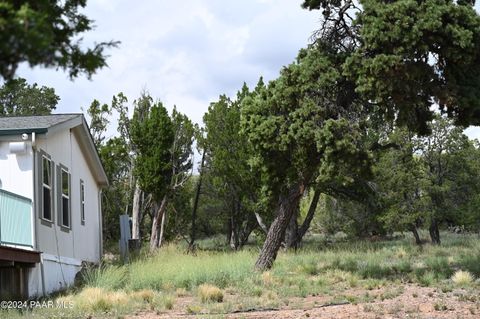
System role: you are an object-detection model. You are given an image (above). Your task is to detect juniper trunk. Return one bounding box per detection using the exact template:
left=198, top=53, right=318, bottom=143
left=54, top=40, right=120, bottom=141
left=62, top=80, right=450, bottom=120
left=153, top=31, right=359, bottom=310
left=254, top=182, right=305, bottom=270
left=284, top=207, right=299, bottom=249
left=410, top=225, right=422, bottom=245
left=429, top=218, right=441, bottom=245
left=296, top=189, right=321, bottom=244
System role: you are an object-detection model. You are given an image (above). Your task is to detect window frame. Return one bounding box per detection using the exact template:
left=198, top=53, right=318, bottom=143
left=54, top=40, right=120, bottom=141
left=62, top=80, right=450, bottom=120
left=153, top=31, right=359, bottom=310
left=41, top=155, right=53, bottom=223
left=80, top=179, right=85, bottom=225
left=59, top=167, right=71, bottom=229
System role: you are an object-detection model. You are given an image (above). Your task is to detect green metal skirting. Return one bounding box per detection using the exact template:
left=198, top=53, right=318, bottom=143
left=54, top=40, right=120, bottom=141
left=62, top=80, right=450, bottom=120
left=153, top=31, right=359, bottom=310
left=0, top=189, right=33, bottom=248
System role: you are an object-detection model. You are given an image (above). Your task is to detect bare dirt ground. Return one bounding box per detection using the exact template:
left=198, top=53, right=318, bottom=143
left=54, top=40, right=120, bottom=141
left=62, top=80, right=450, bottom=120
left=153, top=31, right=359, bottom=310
left=126, top=284, right=479, bottom=319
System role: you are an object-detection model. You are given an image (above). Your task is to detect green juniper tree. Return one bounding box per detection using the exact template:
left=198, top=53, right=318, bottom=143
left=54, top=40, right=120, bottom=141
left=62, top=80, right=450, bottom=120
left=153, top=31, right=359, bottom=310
left=129, top=95, right=174, bottom=251
left=0, top=0, right=118, bottom=80
left=242, top=43, right=372, bottom=270
left=130, top=95, right=195, bottom=251
left=417, top=116, right=476, bottom=244
left=374, top=128, right=431, bottom=245
left=304, top=0, right=480, bottom=132
left=202, top=84, right=267, bottom=250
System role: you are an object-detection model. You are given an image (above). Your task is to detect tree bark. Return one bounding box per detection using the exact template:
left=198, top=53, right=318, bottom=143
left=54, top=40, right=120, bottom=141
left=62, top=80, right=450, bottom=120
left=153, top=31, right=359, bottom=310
left=284, top=207, right=299, bottom=249
left=239, top=213, right=257, bottom=248
left=255, top=181, right=305, bottom=270
left=296, top=189, right=321, bottom=244
left=230, top=214, right=240, bottom=250
left=429, top=218, right=441, bottom=245
left=410, top=225, right=422, bottom=245
left=131, top=183, right=142, bottom=240
left=149, top=195, right=168, bottom=252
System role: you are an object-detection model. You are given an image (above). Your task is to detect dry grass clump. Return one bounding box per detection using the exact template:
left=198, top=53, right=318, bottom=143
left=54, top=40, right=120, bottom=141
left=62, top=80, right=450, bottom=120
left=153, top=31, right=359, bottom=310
left=198, top=284, right=224, bottom=303
left=130, top=289, right=155, bottom=303
left=175, top=287, right=188, bottom=297
left=75, top=287, right=129, bottom=312
left=451, top=270, right=474, bottom=286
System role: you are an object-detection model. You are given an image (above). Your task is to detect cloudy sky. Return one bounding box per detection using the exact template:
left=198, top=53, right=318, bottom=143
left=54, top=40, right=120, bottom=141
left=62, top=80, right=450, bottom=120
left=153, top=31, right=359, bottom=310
left=16, top=0, right=320, bottom=138
left=15, top=1, right=480, bottom=140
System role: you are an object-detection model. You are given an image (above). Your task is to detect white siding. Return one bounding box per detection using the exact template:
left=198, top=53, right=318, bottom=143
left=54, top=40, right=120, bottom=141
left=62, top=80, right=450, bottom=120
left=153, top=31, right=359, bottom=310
left=32, top=129, right=102, bottom=296
left=0, top=141, right=33, bottom=199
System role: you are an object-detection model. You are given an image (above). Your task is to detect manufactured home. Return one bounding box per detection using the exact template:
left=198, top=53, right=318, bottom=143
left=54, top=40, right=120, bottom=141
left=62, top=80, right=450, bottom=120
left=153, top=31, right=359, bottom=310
left=0, top=114, right=107, bottom=299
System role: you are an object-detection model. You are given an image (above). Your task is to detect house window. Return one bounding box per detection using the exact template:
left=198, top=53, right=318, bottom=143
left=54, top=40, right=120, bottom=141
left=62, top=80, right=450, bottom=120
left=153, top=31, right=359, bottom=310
left=61, top=169, right=70, bottom=228
left=42, top=156, right=52, bottom=221
left=80, top=180, right=85, bottom=225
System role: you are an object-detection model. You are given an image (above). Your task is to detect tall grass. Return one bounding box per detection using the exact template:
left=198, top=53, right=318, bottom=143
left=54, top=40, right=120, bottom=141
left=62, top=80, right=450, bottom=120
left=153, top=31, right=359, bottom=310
left=17, top=231, right=480, bottom=318
left=128, top=245, right=256, bottom=290
left=81, top=233, right=479, bottom=294
left=82, top=264, right=128, bottom=290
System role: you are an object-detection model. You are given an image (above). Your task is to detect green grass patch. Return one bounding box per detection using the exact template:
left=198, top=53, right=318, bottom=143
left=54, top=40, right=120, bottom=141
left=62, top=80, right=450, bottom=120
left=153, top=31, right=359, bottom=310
left=13, top=231, right=480, bottom=318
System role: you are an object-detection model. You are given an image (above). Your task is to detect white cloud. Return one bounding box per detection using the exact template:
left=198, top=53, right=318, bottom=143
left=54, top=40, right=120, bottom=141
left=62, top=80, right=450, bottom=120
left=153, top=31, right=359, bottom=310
left=16, top=0, right=319, bottom=130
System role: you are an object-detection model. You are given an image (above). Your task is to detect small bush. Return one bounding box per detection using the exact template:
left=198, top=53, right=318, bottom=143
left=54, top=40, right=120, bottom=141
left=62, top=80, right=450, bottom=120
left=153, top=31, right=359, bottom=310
left=458, top=253, right=480, bottom=277
left=198, top=284, right=224, bottom=303
left=425, top=257, right=453, bottom=279
left=418, top=271, right=436, bottom=287
left=451, top=270, right=474, bottom=286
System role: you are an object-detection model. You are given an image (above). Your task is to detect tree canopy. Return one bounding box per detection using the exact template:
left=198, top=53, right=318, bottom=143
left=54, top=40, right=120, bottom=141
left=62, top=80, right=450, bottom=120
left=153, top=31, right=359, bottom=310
left=303, top=0, right=480, bottom=134
left=0, top=78, right=59, bottom=115
left=0, top=0, right=118, bottom=80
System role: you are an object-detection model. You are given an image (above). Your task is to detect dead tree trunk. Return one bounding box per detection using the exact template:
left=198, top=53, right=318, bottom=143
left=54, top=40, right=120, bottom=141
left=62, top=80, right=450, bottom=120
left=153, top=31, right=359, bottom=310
left=254, top=212, right=268, bottom=234
left=131, top=183, right=143, bottom=240
left=158, top=210, right=167, bottom=247
left=149, top=195, right=168, bottom=252
left=255, top=181, right=305, bottom=270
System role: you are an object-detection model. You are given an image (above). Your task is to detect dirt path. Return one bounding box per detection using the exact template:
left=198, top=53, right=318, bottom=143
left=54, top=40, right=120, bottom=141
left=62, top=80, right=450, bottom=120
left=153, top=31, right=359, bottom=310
left=127, top=284, right=479, bottom=319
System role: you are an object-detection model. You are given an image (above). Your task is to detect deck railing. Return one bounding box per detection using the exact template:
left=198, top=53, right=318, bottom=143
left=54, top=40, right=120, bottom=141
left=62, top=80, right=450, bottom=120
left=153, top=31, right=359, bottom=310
left=0, top=189, right=33, bottom=248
